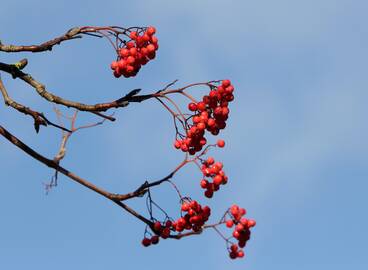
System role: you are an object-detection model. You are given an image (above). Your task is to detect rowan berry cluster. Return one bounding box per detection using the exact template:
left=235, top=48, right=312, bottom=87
left=141, top=235, right=158, bottom=247
left=174, top=80, right=235, bottom=155
left=172, top=199, right=211, bottom=232
left=110, top=26, right=158, bottom=78
left=200, top=156, right=228, bottom=198
left=141, top=219, right=173, bottom=247
left=141, top=198, right=211, bottom=247
left=153, top=220, right=173, bottom=238
left=225, top=205, right=256, bottom=259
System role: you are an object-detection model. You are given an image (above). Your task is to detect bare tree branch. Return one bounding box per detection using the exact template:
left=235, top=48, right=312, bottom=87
left=0, top=27, right=83, bottom=53
left=0, top=124, right=153, bottom=225
left=0, top=75, right=70, bottom=132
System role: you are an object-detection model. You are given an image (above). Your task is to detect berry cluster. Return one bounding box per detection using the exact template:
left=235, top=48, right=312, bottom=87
left=174, top=80, right=235, bottom=155
left=141, top=235, right=159, bottom=247
left=225, top=205, right=256, bottom=259
left=172, top=199, right=211, bottom=232
left=141, top=220, right=173, bottom=247
left=135, top=72, right=255, bottom=259
left=153, top=220, right=173, bottom=239
left=200, top=156, right=228, bottom=198
left=111, top=26, right=158, bottom=78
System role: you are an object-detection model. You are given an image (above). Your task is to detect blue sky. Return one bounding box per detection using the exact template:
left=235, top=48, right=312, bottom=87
left=1, top=0, right=367, bottom=269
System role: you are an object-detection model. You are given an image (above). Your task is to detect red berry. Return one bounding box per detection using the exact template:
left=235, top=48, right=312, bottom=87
left=127, top=56, right=136, bottom=65
left=230, top=244, right=238, bottom=252
left=226, top=94, right=234, bottom=101
left=178, top=217, right=186, bottom=227
left=165, top=220, right=173, bottom=227
left=204, top=189, right=213, bottom=198
left=110, top=61, right=118, bottom=70
left=129, top=31, right=138, bottom=40
left=181, top=203, right=190, bottom=212
left=211, top=128, right=220, bottom=135
left=202, top=167, right=211, bottom=176
left=129, top=47, right=138, bottom=56
left=180, top=144, right=188, bottom=152
left=113, top=70, right=121, bottom=78
left=118, top=60, right=126, bottom=69
left=161, top=227, right=170, bottom=239
left=226, top=219, right=234, bottom=228
left=236, top=223, right=245, bottom=232
left=126, top=41, right=135, bottom=49
left=141, top=237, right=151, bottom=247
left=146, top=26, right=156, bottom=36
left=217, top=139, right=225, bottom=148
left=214, top=161, right=223, bottom=170
left=142, top=34, right=150, bottom=42
left=229, top=252, right=237, bottom=259
left=174, top=140, right=181, bottom=149
left=153, top=221, right=162, bottom=232
left=247, top=219, right=256, bottom=228
left=199, top=138, right=207, bottom=146
left=200, top=179, right=208, bottom=189
left=197, top=102, right=206, bottom=111
left=222, top=107, right=230, bottom=116
left=213, top=175, right=223, bottom=185
left=188, top=102, right=197, bottom=111
left=206, top=157, right=215, bottom=165
left=192, top=115, right=200, bottom=123
left=202, top=206, right=211, bottom=216
left=217, top=86, right=225, bottom=95
left=190, top=200, right=198, bottom=209
left=238, top=240, right=246, bottom=248
left=230, top=205, right=239, bottom=215
left=147, top=44, right=156, bottom=53
left=202, top=95, right=210, bottom=104
left=207, top=118, right=216, bottom=127
left=147, top=51, right=156, bottom=59
left=214, top=107, right=222, bottom=116
left=119, top=48, right=129, bottom=57
left=175, top=225, right=184, bottom=232
left=197, top=122, right=206, bottom=131
left=151, top=35, right=158, bottom=44
left=240, top=218, right=248, bottom=226
left=140, top=47, right=148, bottom=56
left=225, top=85, right=234, bottom=94
left=233, top=230, right=240, bottom=239
left=222, top=79, right=231, bottom=87
left=151, top=235, right=159, bottom=245
left=237, top=250, right=245, bottom=258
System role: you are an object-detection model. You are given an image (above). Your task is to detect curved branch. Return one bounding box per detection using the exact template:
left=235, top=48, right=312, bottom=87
left=0, top=61, right=154, bottom=112
left=0, top=75, right=70, bottom=132
left=0, top=124, right=152, bottom=226
left=0, top=27, right=83, bottom=53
